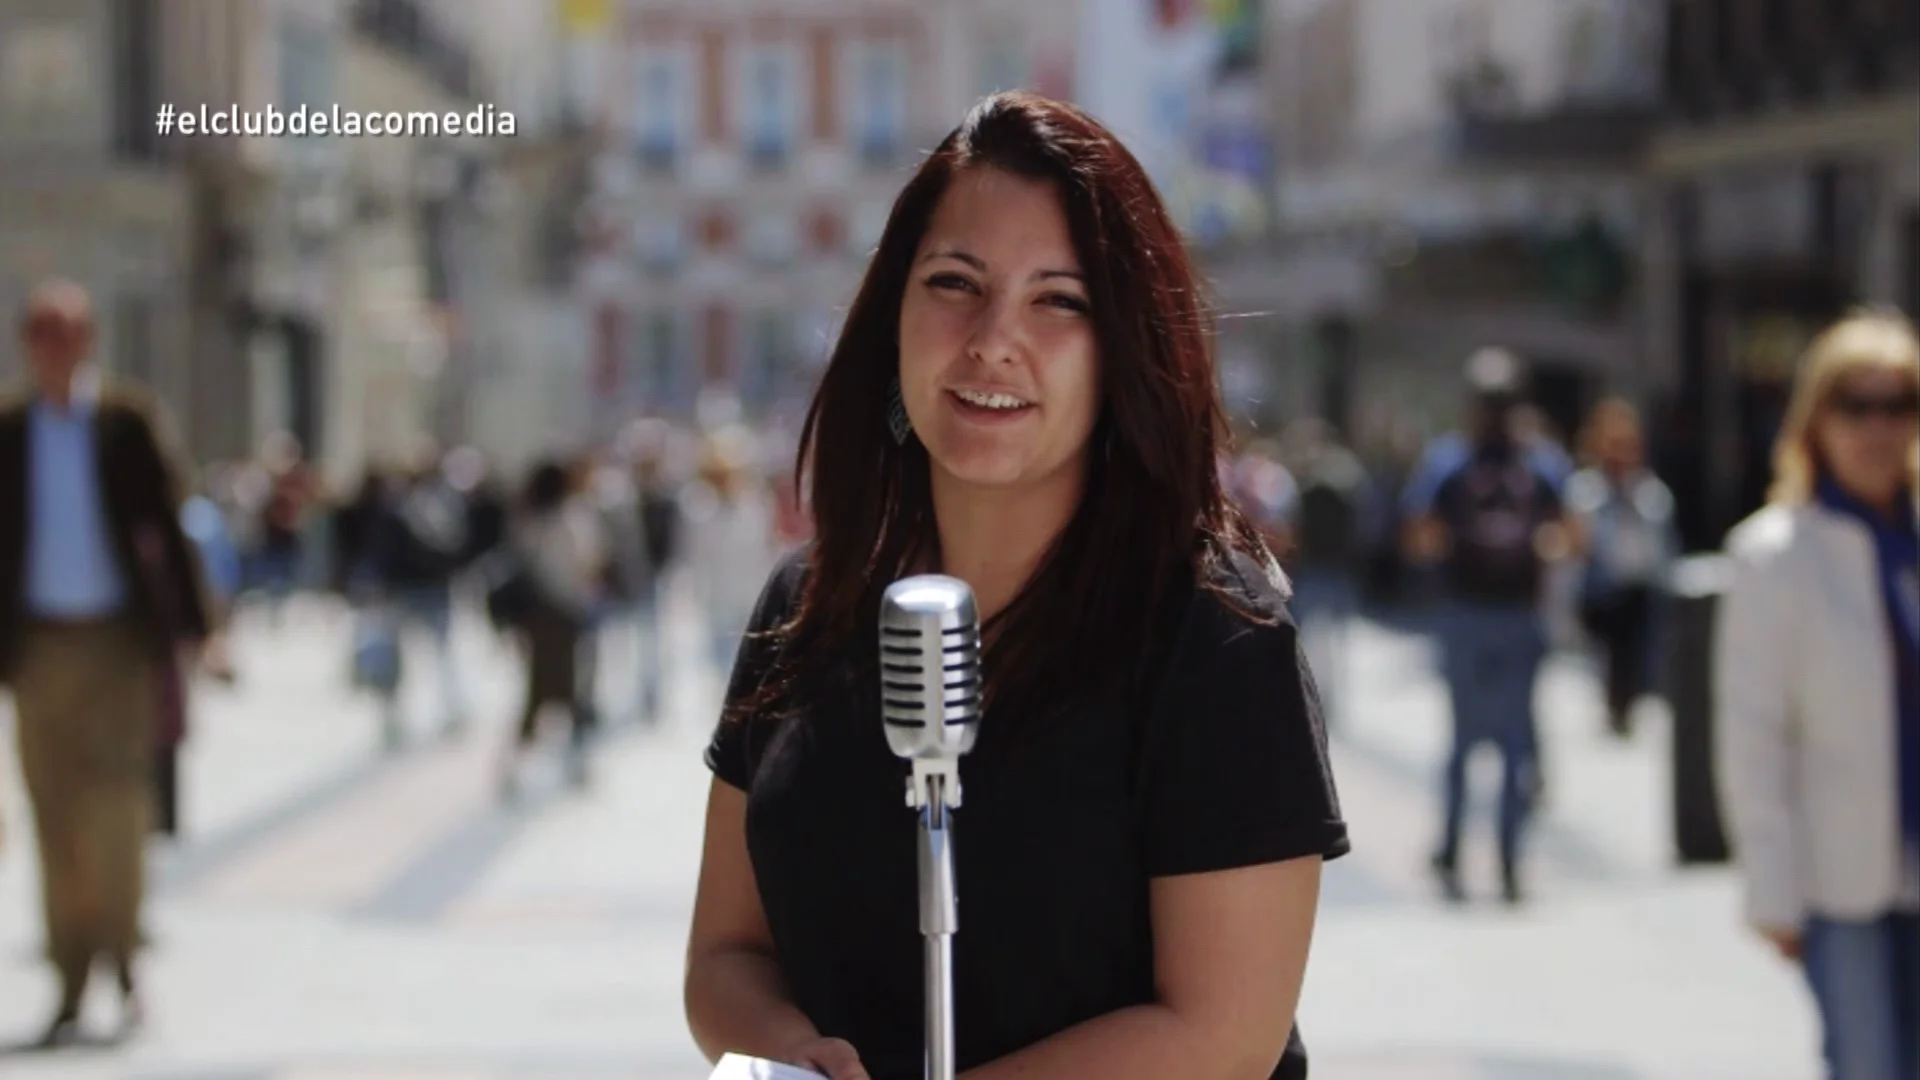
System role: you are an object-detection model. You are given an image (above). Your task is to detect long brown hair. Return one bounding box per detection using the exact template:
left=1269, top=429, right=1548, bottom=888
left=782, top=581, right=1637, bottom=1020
left=739, top=92, right=1272, bottom=733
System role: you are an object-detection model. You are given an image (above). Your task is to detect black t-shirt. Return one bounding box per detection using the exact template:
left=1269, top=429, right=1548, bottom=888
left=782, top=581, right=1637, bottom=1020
left=705, top=548, right=1349, bottom=1080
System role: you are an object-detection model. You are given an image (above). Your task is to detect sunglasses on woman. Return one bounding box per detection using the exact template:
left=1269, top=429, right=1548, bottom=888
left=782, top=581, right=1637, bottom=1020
left=1828, top=388, right=1920, bottom=421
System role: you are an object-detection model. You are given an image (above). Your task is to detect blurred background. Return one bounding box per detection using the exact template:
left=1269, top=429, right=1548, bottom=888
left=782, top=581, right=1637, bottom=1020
left=0, top=0, right=1915, bottom=1077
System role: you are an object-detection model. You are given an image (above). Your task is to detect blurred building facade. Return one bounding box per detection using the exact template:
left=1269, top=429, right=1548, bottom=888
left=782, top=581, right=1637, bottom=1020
left=443, top=0, right=595, bottom=478
left=0, top=0, right=193, bottom=433
left=1644, top=0, right=1920, bottom=550
left=1051, top=0, right=1279, bottom=425
left=0, top=0, right=535, bottom=491
left=568, top=0, right=1085, bottom=437
left=1263, top=0, right=1657, bottom=446
left=329, top=0, right=487, bottom=482
left=572, top=0, right=936, bottom=435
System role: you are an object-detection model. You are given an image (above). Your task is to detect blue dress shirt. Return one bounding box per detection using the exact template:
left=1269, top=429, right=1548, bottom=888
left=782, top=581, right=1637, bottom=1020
left=25, top=392, right=127, bottom=617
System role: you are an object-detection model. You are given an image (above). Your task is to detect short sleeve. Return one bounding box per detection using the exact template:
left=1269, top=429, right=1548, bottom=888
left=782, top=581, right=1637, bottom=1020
left=1400, top=436, right=1462, bottom=518
left=703, top=549, right=808, bottom=790
left=1140, top=607, right=1350, bottom=878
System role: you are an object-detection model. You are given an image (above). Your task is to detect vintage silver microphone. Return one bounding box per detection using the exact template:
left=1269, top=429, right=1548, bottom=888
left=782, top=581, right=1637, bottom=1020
left=880, top=575, right=982, bottom=1080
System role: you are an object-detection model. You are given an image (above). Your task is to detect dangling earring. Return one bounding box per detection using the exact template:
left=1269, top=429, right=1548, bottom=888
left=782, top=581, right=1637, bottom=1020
left=887, top=377, right=912, bottom=445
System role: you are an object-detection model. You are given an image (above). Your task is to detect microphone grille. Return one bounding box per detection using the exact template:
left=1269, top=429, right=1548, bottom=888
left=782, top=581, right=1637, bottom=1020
left=879, top=575, right=982, bottom=759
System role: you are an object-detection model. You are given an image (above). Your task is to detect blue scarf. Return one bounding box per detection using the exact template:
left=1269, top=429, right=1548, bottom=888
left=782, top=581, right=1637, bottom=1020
left=1816, top=476, right=1920, bottom=844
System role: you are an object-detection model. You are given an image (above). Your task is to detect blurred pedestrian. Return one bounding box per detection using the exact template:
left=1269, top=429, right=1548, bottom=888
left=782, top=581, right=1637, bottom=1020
left=681, top=423, right=778, bottom=675
left=155, top=483, right=243, bottom=838
left=1281, top=417, right=1370, bottom=725
left=1403, top=347, right=1576, bottom=905
left=332, top=467, right=411, bottom=746
left=580, top=448, right=648, bottom=726
left=500, top=458, right=607, bottom=795
left=250, top=430, right=316, bottom=624
left=0, top=280, right=219, bottom=1046
left=1566, top=398, right=1678, bottom=737
left=1715, top=310, right=1919, bottom=1080
left=445, top=445, right=509, bottom=568
left=382, top=440, right=474, bottom=738
left=625, top=419, right=683, bottom=722
left=685, top=93, right=1344, bottom=1080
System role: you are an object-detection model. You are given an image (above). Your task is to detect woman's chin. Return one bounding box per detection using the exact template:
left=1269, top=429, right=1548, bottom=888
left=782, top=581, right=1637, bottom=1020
left=928, top=448, right=1033, bottom=491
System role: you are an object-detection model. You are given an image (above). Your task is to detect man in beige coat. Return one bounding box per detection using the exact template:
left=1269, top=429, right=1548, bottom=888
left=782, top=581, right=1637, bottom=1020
left=0, top=280, right=218, bottom=1046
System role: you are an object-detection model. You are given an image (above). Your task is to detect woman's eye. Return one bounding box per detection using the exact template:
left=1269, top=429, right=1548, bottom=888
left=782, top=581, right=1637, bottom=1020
left=926, top=273, right=976, bottom=294
left=1042, top=293, right=1090, bottom=314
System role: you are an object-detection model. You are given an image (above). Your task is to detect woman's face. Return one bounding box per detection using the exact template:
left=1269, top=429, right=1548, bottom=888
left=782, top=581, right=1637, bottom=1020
left=1597, top=414, right=1643, bottom=472
left=898, top=167, right=1101, bottom=493
left=1814, top=367, right=1919, bottom=503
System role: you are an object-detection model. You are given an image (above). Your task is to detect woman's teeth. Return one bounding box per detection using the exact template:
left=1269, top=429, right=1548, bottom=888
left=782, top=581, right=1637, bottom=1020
left=952, top=389, right=1031, bottom=410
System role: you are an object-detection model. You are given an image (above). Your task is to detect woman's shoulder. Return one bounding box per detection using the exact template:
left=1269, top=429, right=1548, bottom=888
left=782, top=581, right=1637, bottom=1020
left=1181, top=546, right=1296, bottom=659
left=751, top=544, right=813, bottom=619
left=1725, top=502, right=1809, bottom=562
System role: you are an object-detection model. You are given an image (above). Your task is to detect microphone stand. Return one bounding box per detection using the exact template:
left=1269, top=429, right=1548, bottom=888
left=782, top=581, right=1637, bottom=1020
left=908, top=759, right=960, bottom=1080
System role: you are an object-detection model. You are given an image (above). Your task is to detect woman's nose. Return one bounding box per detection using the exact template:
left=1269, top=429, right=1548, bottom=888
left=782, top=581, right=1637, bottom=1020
left=966, top=300, right=1025, bottom=365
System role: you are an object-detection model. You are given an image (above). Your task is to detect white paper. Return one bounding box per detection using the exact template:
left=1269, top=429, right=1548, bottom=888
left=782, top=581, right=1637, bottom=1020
left=707, top=1052, right=830, bottom=1080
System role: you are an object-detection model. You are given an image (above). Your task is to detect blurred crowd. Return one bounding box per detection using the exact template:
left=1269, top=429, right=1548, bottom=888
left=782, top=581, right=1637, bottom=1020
left=180, top=415, right=815, bottom=774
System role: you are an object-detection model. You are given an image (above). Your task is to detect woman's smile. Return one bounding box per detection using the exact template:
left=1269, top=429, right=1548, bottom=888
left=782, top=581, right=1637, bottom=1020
left=945, top=386, right=1037, bottom=425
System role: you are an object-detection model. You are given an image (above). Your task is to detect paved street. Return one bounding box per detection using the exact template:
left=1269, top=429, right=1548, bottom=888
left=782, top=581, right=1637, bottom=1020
left=1, top=590, right=1819, bottom=1080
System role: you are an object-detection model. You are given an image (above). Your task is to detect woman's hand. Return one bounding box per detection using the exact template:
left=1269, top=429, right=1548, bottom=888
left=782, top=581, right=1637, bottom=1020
left=1754, top=923, right=1802, bottom=961
left=781, top=1036, right=870, bottom=1079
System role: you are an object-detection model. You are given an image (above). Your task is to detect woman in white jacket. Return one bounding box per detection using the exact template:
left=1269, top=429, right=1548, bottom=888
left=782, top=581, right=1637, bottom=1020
left=1714, top=311, right=1920, bottom=1080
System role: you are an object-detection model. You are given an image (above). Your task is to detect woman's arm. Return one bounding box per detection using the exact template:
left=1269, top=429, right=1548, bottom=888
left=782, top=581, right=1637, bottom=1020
left=684, top=778, right=823, bottom=1063
left=1711, top=527, right=1805, bottom=942
left=961, top=857, right=1322, bottom=1080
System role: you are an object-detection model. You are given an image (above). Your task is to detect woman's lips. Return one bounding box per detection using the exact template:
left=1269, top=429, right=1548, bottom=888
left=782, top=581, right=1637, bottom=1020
left=945, top=388, right=1036, bottom=423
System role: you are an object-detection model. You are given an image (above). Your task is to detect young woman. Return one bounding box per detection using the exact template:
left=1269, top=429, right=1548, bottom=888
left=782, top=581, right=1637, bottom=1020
left=1716, top=311, right=1920, bottom=1080
left=1567, top=397, right=1677, bottom=737
left=685, top=93, right=1347, bottom=1080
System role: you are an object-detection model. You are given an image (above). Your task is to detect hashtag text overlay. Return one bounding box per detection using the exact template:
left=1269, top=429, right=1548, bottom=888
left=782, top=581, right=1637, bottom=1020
left=156, top=103, right=517, bottom=138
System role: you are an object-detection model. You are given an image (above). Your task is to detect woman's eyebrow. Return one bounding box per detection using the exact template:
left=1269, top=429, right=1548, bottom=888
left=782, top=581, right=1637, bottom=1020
left=922, top=247, right=1084, bottom=283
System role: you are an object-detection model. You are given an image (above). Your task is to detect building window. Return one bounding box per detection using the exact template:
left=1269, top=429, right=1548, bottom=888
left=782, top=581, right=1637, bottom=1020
left=1561, top=0, right=1661, bottom=104
left=808, top=29, right=839, bottom=142
left=635, top=49, right=688, bottom=170
left=279, top=15, right=337, bottom=171
left=851, top=41, right=906, bottom=164
left=700, top=29, right=729, bottom=143
left=279, top=16, right=332, bottom=109
left=743, top=310, right=793, bottom=404
left=743, top=44, right=798, bottom=168
left=636, top=214, right=687, bottom=276
left=112, top=0, right=161, bottom=160
left=632, top=310, right=681, bottom=405
left=702, top=303, right=733, bottom=386
left=743, top=212, right=799, bottom=267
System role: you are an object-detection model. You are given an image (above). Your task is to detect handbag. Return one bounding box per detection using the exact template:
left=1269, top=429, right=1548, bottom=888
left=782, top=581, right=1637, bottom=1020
left=481, top=548, right=539, bottom=630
